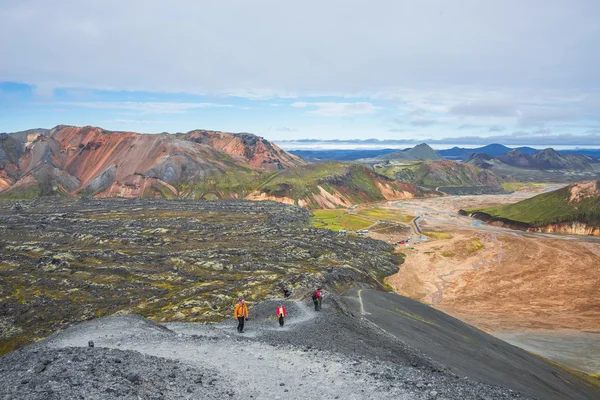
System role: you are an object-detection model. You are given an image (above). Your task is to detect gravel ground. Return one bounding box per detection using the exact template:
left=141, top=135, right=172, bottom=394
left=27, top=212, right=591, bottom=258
left=0, top=346, right=230, bottom=400
left=0, top=297, right=533, bottom=400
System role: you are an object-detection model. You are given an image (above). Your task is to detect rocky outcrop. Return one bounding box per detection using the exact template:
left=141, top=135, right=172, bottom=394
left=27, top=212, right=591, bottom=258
left=184, top=130, right=305, bottom=170
left=531, top=221, right=600, bottom=236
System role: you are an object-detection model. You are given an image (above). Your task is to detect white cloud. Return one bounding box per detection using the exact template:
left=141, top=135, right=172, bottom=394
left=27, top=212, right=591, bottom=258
left=458, top=123, right=480, bottom=130
left=1, top=1, right=600, bottom=138
left=291, top=102, right=381, bottom=117
left=103, top=119, right=169, bottom=125
left=1, top=1, right=598, bottom=99
left=488, top=125, right=506, bottom=132
left=449, top=99, right=517, bottom=117
left=517, top=107, right=584, bottom=127
left=58, top=101, right=233, bottom=114
left=410, top=119, right=439, bottom=127
left=33, top=83, right=56, bottom=100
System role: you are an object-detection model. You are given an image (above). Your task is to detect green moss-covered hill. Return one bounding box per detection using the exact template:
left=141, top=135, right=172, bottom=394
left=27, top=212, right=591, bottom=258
left=374, top=160, right=504, bottom=188
left=468, top=180, right=600, bottom=226
left=250, top=162, right=432, bottom=208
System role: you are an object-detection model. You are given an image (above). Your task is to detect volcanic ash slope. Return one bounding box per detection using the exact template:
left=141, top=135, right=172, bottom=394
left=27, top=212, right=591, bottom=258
left=0, top=298, right=532, bottom=400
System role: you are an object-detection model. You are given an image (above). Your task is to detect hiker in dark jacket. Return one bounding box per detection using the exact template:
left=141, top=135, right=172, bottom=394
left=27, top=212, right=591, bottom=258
left=276, top=304, right=287, bottom=327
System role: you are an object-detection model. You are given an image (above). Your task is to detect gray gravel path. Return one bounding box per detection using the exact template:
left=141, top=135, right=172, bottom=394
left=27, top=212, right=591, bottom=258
left=1, top=296, right=537, bottom=400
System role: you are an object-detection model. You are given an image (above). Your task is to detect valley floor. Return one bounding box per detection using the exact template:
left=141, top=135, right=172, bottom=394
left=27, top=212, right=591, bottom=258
left=374, top=186, right=600, bottom=375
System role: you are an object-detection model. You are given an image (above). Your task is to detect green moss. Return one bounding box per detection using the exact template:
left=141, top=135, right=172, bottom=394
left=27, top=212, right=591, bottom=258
left=0, top=184, right=41, bottom=200
left=532, top=353, right=600, bottom=391
left=258, top=161, right=349, bottom=200
left=357, top=208, right=414, bottom=224
left=501, top=182, right=544, bottom=192
left=311, top=209, right=372, bottom=231
left=466, top=240, right=484, bottom=254
left=0, top=335, right=31, bottom=355
left=422, top=231, right=453, bottom=240
left=177, top=168, right=267, bottom=200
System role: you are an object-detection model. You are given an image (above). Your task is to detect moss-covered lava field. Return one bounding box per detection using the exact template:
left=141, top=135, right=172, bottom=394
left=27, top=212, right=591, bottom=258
left=0, top=198, right=401, bottom=354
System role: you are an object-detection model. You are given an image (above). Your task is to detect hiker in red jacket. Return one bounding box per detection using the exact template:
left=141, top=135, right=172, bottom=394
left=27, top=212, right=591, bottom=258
left=276, top=304, right=287, bottom=327
left=312, top=288, right=323, bottom=311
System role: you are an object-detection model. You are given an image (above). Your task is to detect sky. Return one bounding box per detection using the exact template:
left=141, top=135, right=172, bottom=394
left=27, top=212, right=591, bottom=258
left=1, top=0, right=600, bottom=146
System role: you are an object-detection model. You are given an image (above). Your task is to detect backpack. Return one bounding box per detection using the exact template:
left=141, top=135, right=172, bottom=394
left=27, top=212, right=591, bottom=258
left=312, top=292, right=318, bottom=301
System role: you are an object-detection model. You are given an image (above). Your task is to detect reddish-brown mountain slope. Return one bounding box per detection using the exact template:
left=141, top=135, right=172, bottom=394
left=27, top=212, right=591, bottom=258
left=184, top=130, right=305, bottom=170
left=0, top=126, right=294, bottom=199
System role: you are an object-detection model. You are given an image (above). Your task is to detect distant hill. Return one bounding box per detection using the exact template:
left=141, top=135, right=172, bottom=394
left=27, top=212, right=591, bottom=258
left=463, top=148, right=600, bottom=182
left=464, top=153, right=495, bottom=169
left=373, top=143, right=443, bottom=162
left=439, top=144, right=537, bottom=160
left=468, top=148, right=600, bottom=171
left=374, top=159, right=504, bottom=188
left=465, top=180, right=600, bottom=235
left=288, top=148, right=397, bottom=162
left=248, top=161, right=434, bottom=208
left=560, top=148, right=600, bottom=159
left=287, top=144, right=600, bottom=163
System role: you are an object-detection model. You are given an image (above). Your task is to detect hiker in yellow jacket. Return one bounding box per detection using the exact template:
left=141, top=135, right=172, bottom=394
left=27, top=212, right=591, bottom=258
left=234, top=298, right=249, bottom=333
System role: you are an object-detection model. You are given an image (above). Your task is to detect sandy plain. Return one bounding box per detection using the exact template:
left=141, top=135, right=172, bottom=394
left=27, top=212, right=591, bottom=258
left=377, top=186, right=600, bottom=373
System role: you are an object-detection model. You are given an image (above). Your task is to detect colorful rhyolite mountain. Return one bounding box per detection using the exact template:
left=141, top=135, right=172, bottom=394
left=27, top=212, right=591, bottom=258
left=0, top=126, right=430, bottom=207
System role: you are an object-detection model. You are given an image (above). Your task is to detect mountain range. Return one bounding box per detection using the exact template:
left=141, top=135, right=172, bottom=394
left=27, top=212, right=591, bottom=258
left=288, top=144, right=600, bottom=163
left=0, top=126, right=429, bottom=207
left=438, top=144, right=537, bottom=160
left=467, top=148, right=600, bottom=171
